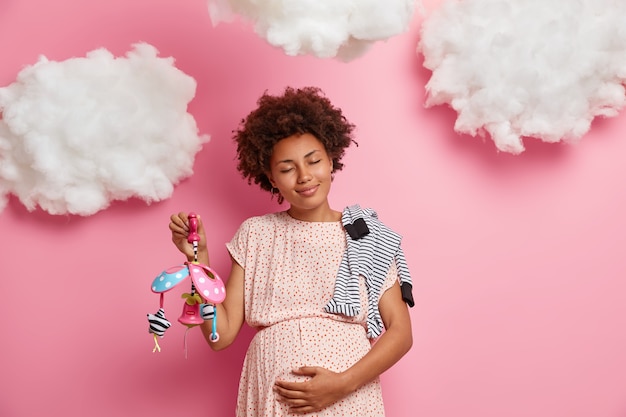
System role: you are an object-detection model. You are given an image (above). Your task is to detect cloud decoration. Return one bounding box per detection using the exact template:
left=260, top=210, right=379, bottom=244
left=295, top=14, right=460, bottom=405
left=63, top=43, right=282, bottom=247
left=0, top=43, right=208, bottom=216
left=208, top=0, right=416, bottom=61
left=418, top=0, right=626, bottom=154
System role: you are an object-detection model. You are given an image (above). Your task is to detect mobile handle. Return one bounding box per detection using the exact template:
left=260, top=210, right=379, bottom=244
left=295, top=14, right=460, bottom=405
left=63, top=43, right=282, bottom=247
left=187, top=212, right=200, bottom=244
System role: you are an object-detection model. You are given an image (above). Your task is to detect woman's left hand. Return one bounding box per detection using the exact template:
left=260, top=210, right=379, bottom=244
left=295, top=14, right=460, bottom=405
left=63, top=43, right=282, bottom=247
left=274, top=366, right=352, bottom=414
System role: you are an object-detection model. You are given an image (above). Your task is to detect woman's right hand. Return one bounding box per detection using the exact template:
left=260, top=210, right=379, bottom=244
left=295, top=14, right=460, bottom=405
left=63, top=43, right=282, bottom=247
left=168, top=212, right=208, bottom=263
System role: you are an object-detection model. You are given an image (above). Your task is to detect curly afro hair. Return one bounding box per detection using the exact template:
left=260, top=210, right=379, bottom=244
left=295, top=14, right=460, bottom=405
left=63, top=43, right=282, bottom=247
left=233, top=86, right=357, bottom=195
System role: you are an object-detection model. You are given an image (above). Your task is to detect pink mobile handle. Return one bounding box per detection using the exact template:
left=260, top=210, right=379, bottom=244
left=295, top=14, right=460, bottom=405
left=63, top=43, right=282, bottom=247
left=187, top=212, right=200, bottom=244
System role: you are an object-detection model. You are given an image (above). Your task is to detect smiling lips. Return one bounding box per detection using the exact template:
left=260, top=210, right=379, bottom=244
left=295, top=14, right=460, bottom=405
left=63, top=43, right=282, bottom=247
left=297, top=185, right=319, bottom=197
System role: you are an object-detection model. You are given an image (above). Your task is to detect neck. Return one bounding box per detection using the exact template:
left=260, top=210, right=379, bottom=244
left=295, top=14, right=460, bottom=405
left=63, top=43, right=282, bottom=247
left=287, top=203, right=341, bottom=222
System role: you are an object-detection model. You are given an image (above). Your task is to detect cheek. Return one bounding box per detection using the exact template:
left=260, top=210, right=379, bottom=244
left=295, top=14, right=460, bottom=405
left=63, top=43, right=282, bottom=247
left=272, top=173, right=293, bottom=189
left=319, top=163, right=334, bottom=179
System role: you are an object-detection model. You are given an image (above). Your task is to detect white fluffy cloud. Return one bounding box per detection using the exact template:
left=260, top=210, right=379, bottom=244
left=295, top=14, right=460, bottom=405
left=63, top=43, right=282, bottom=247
left=0, top=43, right=208, bottom=216
left=208, top=0, right=416, bottom=61
left=418, top=0, right=626, bottom=154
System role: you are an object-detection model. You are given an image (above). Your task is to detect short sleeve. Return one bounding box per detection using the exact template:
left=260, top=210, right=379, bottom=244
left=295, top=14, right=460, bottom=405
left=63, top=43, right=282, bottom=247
left=378, top=260, right=399, bottom=302
left=225, top=219, right=250, bottom=268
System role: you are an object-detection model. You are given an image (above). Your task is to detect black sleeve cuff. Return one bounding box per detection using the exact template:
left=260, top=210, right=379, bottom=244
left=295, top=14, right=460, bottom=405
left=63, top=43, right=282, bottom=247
left=401, top=283, right=415, bottom=307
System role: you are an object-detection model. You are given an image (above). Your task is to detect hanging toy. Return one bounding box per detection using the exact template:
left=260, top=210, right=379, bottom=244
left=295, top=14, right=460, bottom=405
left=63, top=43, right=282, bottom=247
left=147, top=308, right=171, bottom=352
left=147, top=212, right=226, bottom=353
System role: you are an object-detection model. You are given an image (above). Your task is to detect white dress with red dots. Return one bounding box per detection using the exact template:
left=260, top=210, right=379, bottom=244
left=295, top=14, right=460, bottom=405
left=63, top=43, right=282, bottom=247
left=226, top=211, right=397, bottom=417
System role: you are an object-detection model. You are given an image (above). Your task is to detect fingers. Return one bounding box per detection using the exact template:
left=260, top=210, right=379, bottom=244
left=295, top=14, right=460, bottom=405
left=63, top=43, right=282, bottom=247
left=169, top=212, right=188, bottom=230
left=169, top=213, right=192, bottom=252
left=170, top=212, right=205, bottom=232
left=274, top=367, right=345, bottom=413
left=274, top=384, right=307, bottom=409
left=274, top=371, right=310, bottom=400
left=284, top=403, right=314, bottom=415
left=273, top=383, right=318, bottom=414
left=274, top=380, right=300, bottom=392
left=274, top=367, right=319, bottom=392
left=291, top=366, right=317, bottom=376
left=274, top=382, right=302, bottom=398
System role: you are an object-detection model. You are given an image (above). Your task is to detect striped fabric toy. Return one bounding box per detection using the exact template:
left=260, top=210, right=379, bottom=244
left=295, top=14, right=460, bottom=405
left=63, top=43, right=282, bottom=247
left=147, top=308, right=171, bottom=352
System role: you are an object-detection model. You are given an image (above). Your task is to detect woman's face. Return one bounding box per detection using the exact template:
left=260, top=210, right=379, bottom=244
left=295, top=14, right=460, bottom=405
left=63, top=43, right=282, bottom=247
left=267, top=133, right=334, bottom=216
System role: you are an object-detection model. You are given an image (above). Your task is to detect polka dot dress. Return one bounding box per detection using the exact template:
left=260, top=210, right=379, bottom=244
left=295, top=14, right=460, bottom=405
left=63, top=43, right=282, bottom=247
left=226, top=211, right=396, bottom=417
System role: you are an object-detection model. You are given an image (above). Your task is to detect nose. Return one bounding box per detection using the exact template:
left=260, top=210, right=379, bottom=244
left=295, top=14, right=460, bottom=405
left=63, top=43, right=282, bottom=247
left=297, top=166, right=312, bottom=183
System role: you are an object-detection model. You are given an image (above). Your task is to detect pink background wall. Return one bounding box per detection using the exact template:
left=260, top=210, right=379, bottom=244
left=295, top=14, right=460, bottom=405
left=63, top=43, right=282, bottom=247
left=1, top=1, right=626, bottom=416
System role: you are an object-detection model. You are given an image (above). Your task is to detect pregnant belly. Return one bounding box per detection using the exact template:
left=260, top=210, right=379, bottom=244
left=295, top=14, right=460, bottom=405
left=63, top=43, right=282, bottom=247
left=247, top=317, right=371, bottom=381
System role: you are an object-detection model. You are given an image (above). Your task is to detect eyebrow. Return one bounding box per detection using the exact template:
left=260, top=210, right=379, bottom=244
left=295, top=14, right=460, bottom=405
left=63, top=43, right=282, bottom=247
left=275, top=149, right=321, bottom=164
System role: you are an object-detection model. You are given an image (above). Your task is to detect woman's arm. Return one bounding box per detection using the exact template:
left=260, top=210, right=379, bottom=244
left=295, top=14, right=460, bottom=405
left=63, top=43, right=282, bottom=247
left=273, top=281, right=413, bottom=414
left=198, top=259, right=245, bottom=350
left=339, top=281, right=413, bottom=389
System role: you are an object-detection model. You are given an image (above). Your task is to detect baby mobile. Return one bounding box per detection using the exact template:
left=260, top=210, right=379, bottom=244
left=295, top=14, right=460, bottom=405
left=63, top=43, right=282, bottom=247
left=147, top=213, right=226, bottom=354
